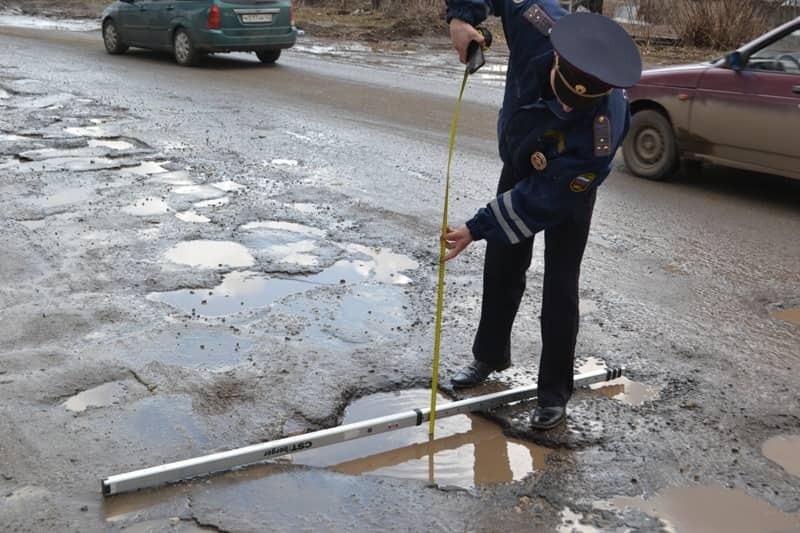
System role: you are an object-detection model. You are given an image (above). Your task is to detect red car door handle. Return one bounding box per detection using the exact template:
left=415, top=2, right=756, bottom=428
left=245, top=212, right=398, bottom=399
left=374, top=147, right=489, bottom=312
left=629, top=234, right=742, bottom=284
left=793, top=85, right=800, bottom=95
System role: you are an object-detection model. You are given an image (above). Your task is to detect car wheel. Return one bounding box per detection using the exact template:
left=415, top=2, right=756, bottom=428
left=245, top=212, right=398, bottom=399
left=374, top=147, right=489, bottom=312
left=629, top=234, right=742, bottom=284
left=103, top=19, right=128, bottom=55
left=256, top=49, right=281, bottom=64
left=173, top=28, right=198, bottom=66
left=622, top=109, right=679, bottom=181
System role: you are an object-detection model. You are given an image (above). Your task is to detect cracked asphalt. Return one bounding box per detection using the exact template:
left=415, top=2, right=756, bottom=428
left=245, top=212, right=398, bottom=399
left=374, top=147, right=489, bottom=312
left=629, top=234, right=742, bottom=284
left=1, top=21, right=799, bottom=533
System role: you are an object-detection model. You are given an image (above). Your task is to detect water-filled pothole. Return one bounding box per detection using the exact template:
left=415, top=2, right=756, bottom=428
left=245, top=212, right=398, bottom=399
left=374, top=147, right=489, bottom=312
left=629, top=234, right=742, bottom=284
left=164, top=240, right=254, bottom=269
left=578, top=357, right=660, bottom=406
left=150, top=253, right=410, bottom=318
left=123, top=198, right=171, bottom=216
left=762, top=434, right=800, bottom=477
left=63, top=380, right=143, bottom=412
left=118, top=329, right=252, bottom=369
left=297, top=389, right=554, bottom=488
left=175, top=210, right=210, bottom=223
left=114, top=396, right=209, bottom=450
left=610, top=486, right=800, bottom=532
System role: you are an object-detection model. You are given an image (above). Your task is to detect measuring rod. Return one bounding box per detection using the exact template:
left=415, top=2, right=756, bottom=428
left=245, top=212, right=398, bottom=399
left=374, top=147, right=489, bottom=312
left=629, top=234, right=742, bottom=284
left=102, top=367, right=623, bottom=496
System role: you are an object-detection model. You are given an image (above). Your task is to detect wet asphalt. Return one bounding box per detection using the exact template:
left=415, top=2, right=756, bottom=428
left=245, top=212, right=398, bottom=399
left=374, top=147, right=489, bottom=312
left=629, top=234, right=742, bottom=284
left=1, top=22, right=799, bottom=533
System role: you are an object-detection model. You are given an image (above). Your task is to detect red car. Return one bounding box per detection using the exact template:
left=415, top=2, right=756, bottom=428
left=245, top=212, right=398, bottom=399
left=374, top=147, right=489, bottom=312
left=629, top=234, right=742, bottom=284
left=623, top=16, right=800, bottom=181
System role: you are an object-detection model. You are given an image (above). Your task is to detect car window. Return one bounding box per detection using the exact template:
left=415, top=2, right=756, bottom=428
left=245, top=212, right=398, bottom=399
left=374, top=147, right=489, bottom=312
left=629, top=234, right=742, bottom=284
left=747, top=29, right=800, bottom=74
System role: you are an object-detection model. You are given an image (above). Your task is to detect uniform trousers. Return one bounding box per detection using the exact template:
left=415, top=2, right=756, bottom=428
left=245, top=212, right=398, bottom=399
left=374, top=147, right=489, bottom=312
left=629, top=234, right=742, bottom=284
left=472, top=163, right=596, bottom=407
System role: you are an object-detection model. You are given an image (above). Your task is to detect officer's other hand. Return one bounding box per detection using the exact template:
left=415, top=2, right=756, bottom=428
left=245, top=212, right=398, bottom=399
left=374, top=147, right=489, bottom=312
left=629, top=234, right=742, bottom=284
left=449, top=19, right=484, bottom=64
left=443, top=225, right=473, bottom=262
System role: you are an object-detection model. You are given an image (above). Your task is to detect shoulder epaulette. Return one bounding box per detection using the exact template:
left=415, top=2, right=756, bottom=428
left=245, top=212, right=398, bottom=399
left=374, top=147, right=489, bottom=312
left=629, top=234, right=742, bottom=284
left=523, top=4, right=554, bottom=36
left=594, top=114, right=611, bottom=157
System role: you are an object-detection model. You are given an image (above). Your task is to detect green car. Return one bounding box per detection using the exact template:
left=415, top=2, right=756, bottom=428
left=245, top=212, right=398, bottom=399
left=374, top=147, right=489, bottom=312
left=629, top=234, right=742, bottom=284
left=101, top=0, right=298, bottom=66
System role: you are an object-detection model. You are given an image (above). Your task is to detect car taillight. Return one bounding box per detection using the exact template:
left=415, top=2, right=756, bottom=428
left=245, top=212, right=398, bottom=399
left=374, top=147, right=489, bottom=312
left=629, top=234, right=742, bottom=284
left=290, top=0, right=295, bottom=27
left=207, top=5, right=221, bottom=29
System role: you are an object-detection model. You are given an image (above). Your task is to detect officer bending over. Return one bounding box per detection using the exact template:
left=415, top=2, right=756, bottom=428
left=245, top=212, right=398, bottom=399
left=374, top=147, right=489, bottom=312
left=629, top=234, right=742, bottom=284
left=443, top=0, right=642, bottom=429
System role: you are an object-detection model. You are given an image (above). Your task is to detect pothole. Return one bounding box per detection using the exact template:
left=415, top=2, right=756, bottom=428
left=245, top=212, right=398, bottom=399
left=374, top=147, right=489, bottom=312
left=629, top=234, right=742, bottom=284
left=194, top=197, right=230, bottom=208
left=123, top=198, right=171, bottom=216
left=175, top=210, right=210, bottom=223
left=114, top=396, right=209, bottom=451
left=64, top=124, right=122, bottom=138
left=88, top=139, right=136, bottom=151
left=163, top=240, right=254, bottom=269
left=557, top=507, right=603, bottom=533
left=762, top=434, right=800, bottom=477
left=171, top=185, right=228, bottom=201
left=610, top=486, right=800, bottom=532
left=578, top=357, right=660, bottom=406
left=118, top=329, right=252, bottom=369
left=147, top=170, right=195, bottom=185
left=296, top=389, right=555, bottom=488
left=149, top=251, right=414, bottom=318
left=63, top=380, right=143, bottom=413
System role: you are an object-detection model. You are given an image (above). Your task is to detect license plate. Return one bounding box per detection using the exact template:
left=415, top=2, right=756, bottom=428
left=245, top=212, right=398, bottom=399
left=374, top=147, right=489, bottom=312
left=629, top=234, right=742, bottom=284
left=241, top=13, right=273, bottom=23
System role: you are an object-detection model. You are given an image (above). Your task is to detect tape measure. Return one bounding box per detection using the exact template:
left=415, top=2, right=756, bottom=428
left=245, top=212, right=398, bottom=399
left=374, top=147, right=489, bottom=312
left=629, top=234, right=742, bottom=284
left=429, top=28, right=492, bottom=437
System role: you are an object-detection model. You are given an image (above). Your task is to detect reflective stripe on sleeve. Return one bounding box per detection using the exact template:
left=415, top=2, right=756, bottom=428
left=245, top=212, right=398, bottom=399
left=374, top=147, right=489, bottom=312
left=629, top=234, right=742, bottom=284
left=489, top=197, right=521, bottom=244
left=501, top=190, right=534, bottom=239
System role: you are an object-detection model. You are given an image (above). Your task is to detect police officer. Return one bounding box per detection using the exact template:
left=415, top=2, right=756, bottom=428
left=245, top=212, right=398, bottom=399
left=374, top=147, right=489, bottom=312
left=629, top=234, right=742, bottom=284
left=443, top=0, right=642, bottom=429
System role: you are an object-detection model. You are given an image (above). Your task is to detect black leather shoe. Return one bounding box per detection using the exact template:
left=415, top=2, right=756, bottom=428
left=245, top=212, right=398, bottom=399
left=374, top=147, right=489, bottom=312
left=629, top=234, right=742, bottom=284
left=451, top=360, right=509, bottom=389
left=529, top=406, right=566, bottom=430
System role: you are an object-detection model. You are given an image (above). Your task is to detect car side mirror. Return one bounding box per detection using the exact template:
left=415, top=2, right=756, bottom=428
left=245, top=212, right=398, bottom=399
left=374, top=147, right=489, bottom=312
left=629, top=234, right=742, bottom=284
left=726, top=51, right=744, bottom=71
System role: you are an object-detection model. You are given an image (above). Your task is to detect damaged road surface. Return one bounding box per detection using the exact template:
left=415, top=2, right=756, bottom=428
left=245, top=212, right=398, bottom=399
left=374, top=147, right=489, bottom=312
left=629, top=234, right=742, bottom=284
left=1, top=22, right=799, bottom=533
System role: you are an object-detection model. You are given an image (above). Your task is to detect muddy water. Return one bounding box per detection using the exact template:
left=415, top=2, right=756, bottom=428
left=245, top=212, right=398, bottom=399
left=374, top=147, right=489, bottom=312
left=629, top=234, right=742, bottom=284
left=298, top=389, right=554, bottom=488
left=119, top=329, right=251, bottom=369
left=763, top=435, right=800, bottom=477
left=578, top=357, right=661, bottom=406
left=612, top=486, right=800, bottom=532
left=122, top=198, right=171, bottom=216
left=770, top=308, right=800, bottom=326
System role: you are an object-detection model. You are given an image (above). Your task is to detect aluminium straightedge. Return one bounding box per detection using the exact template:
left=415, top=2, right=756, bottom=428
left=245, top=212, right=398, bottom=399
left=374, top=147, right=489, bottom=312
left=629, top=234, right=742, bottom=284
left=102, top=367, right=624, bottom=496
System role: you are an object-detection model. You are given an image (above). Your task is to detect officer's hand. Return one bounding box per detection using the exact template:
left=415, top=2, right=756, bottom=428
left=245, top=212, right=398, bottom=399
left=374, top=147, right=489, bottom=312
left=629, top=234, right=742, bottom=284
left=443, top=224, right=474, bottom=262
left=449, top=18, right=484, bottom=64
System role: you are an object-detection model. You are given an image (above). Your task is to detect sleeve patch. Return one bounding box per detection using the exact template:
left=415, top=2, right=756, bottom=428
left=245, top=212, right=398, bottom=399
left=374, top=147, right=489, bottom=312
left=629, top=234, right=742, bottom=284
left=523, top=5, right=554, bottom=36
left=594, top=115, right=611, bottom=157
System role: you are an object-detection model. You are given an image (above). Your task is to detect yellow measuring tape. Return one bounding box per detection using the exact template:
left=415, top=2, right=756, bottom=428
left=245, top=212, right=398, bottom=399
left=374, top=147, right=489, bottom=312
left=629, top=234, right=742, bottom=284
left=429, top=66, right=471, bottom=437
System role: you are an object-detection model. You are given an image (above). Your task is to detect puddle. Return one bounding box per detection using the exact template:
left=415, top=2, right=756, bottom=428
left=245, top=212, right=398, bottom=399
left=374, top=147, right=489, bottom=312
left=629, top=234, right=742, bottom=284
left=579, top=357, right=660, bottom=406
left=29, top=186, right=92, bottom=208
left=267, top=239, right=319, bottom=266
left=7, top=156, right=122, bottom=172
left=268, top=159, right=299, bottom=167
left=0, top=88, right=9, bottom=99
left=115, top=396, right=209, bottom=450
left=120, top=329, right=252, bottom=369
left=175, top=210, right=210, bottom=223
left=146, top=170, right=195, bottom=185
left=612, top=486, right=800, bottom=533
left=298, top=389, right=553, bottom=488
left=64, top=125, right=122, bottom=138
left=63, top=381, right=136, bottom=413
left=770, top=308, right=800, bottom=326
left=763, top=435, right=800, bottom=477
left=150, top=252, right=413, bottom=317
left=240, top=220, right=326, bottom=237
left=164, top=240, right=254, bottom=269
left=0, top=133, right=26, bottom=140
left=211, top=180, right=245, bottom=192
left=17, top=219, right=47, bottom=230
left=0, top=14, right=100, bottom=32
left=289, top=202, right=320, bottom=214
left=194, top=197, right=230, bottom=208
left=172, top=184, right=228, bottom=201
left=342, top=243, right=417, bottom=284
left=89, top=139, right=135, bottom=151
left=123, top=198, right=171, bottom=216
left=15, top=93, right=74, bottom=109
left=125, top=161, right=170, bottom=175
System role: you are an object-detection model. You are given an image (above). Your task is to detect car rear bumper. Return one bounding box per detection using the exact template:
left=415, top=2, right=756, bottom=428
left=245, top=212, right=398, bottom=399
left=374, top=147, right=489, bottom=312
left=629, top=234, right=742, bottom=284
left=192, top=27, right=297, bottom=52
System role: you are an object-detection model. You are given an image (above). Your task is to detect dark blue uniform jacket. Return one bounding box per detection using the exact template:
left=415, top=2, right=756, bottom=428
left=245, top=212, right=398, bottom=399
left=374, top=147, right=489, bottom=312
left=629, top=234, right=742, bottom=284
left=446, top=0, right=631, bottom=245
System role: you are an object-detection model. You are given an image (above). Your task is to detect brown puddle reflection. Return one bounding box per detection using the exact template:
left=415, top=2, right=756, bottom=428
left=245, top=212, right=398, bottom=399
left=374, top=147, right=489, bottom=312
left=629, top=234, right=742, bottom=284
left=763, top=435, right=800, bottom=477
left=297, top=389, right=554, bottom=488
left=579, top=357, right=660, bottom=406
left=612, top=486, right=800, bottom=533
left=770, top=308, right=800, bottom=326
